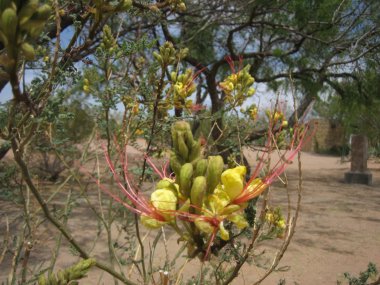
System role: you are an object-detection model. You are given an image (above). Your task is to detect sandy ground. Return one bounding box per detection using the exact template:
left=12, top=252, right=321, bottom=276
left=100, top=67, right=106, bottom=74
left=0, top=151, right=379, bottom=284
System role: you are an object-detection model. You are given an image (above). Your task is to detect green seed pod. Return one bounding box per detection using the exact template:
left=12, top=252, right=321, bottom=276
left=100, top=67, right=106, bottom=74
left=18, top=0, right=39, bottom=25
left=179, top=163, right=193, bottom=198
left=190, top=176, right=206, bottom=213
left=206, top=155, right=224, bottom=194
left=177, top=134, right=189, bottom=160
left=21, top=42, right=35, bottom=60
left=188, top=140, right=201, bottom=162
left=1, top=7, right=17, bottom=42
left=194, top=159, right=208, bottom=176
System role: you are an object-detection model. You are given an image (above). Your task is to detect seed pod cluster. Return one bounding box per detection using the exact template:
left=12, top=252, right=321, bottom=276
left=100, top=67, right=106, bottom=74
left=0, top=0, right=52, bottom=61
left=37, top=258, right=96, bottom=285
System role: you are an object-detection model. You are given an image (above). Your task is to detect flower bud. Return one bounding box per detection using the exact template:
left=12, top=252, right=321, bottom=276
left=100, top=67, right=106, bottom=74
left=188, top=140, right=201, bottom=162
left=206, top=155, right=224, bottom=194
left=18, top=0, right=39, bottom=25
left=179, top=163, right=193, bottom=198
left=34, top=4, right=52, bottom=21
left=1, top=7, right=17, bottom=41
left=177, top=134, right=189, bottom=160
left=194, top=159, right=208, bottom=176
left=21, top=42, right=35, bottom=60
left=121, top=0, right=132, bottom=10
left=170, top=153, right=182, bottom=177
left=190, top=176, right=206, bottom=213
left=156, top=178, right=178, bottom=196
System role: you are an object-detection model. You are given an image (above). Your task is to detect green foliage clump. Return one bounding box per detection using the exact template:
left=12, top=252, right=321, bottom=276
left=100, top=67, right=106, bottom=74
left=338, top=263, right=379, bottom=285
left=37, top=258, right=96, bottom=285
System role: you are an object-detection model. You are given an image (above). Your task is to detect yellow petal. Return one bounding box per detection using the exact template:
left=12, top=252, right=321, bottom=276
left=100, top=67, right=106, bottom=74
left=151, top=189, right=177, bottom=221
left=219, top=222, right=229, bottom=241
left=221, top=166, right=246, bottom=200
left=208, top=187, right=230, bottom=214
left=140, top=214, right=166, bottom=229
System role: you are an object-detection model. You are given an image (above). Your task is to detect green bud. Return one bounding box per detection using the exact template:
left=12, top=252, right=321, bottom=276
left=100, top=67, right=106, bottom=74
left=170, top=71, right=177, bottom=81
left=184, top=128, right=194, bottom=146
left=57, top=271, right=65, bottom=283
left=33, top=4, right=52, bottom=21
left=21, top=42, right=35, bottom=60
left=153, top=51, right=162, bottom=64
left=18, top=0, right=39, bottom=25
left=121, top=0, right=132, bottom=10
left=177, top=134, right=189, bottom=160
left=194, top=159, right=208, bottom=176
left=38, top=274, right=47, bottom=285
left=189, top=140, right=201, bottom=162
left=179, top=163, right=193, bottom=198
left=173, top=120, right=190, bottom=132
left=206, top=155, right=224, bottom=194
left=1, top=7, right=17, bottom=42
left=156, top=179, right=178, bottom=196
left=190, top=176, right=206, bottom=213
left=170, top=153, right=182, bottom=177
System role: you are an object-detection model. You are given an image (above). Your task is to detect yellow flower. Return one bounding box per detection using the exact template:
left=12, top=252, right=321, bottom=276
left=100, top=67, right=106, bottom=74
left=221, top=166, right=246, bottom=200
left=83, top=85, right=90, bottom=93
left=219, top=222, right=229, bottom=240
left=150, top=188, right=177, bottom=221
left=265, top=213, right=274, bottom=223
left=277, top=219, right=286, bottom=229
left=140, top=186, right=178, bottom=229
left=135, top=129, right=144, bottom=135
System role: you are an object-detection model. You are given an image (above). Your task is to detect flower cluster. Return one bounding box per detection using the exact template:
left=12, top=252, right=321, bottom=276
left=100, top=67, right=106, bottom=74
left=219, top=59, right=255, bottom=107
left=170, top=69, right=197, bottom=111
left=101, top=120, right=311, bottom=259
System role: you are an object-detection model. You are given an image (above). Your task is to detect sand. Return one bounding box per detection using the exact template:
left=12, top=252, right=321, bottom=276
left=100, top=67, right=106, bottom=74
left=0, top=151, right=379, bottom=284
